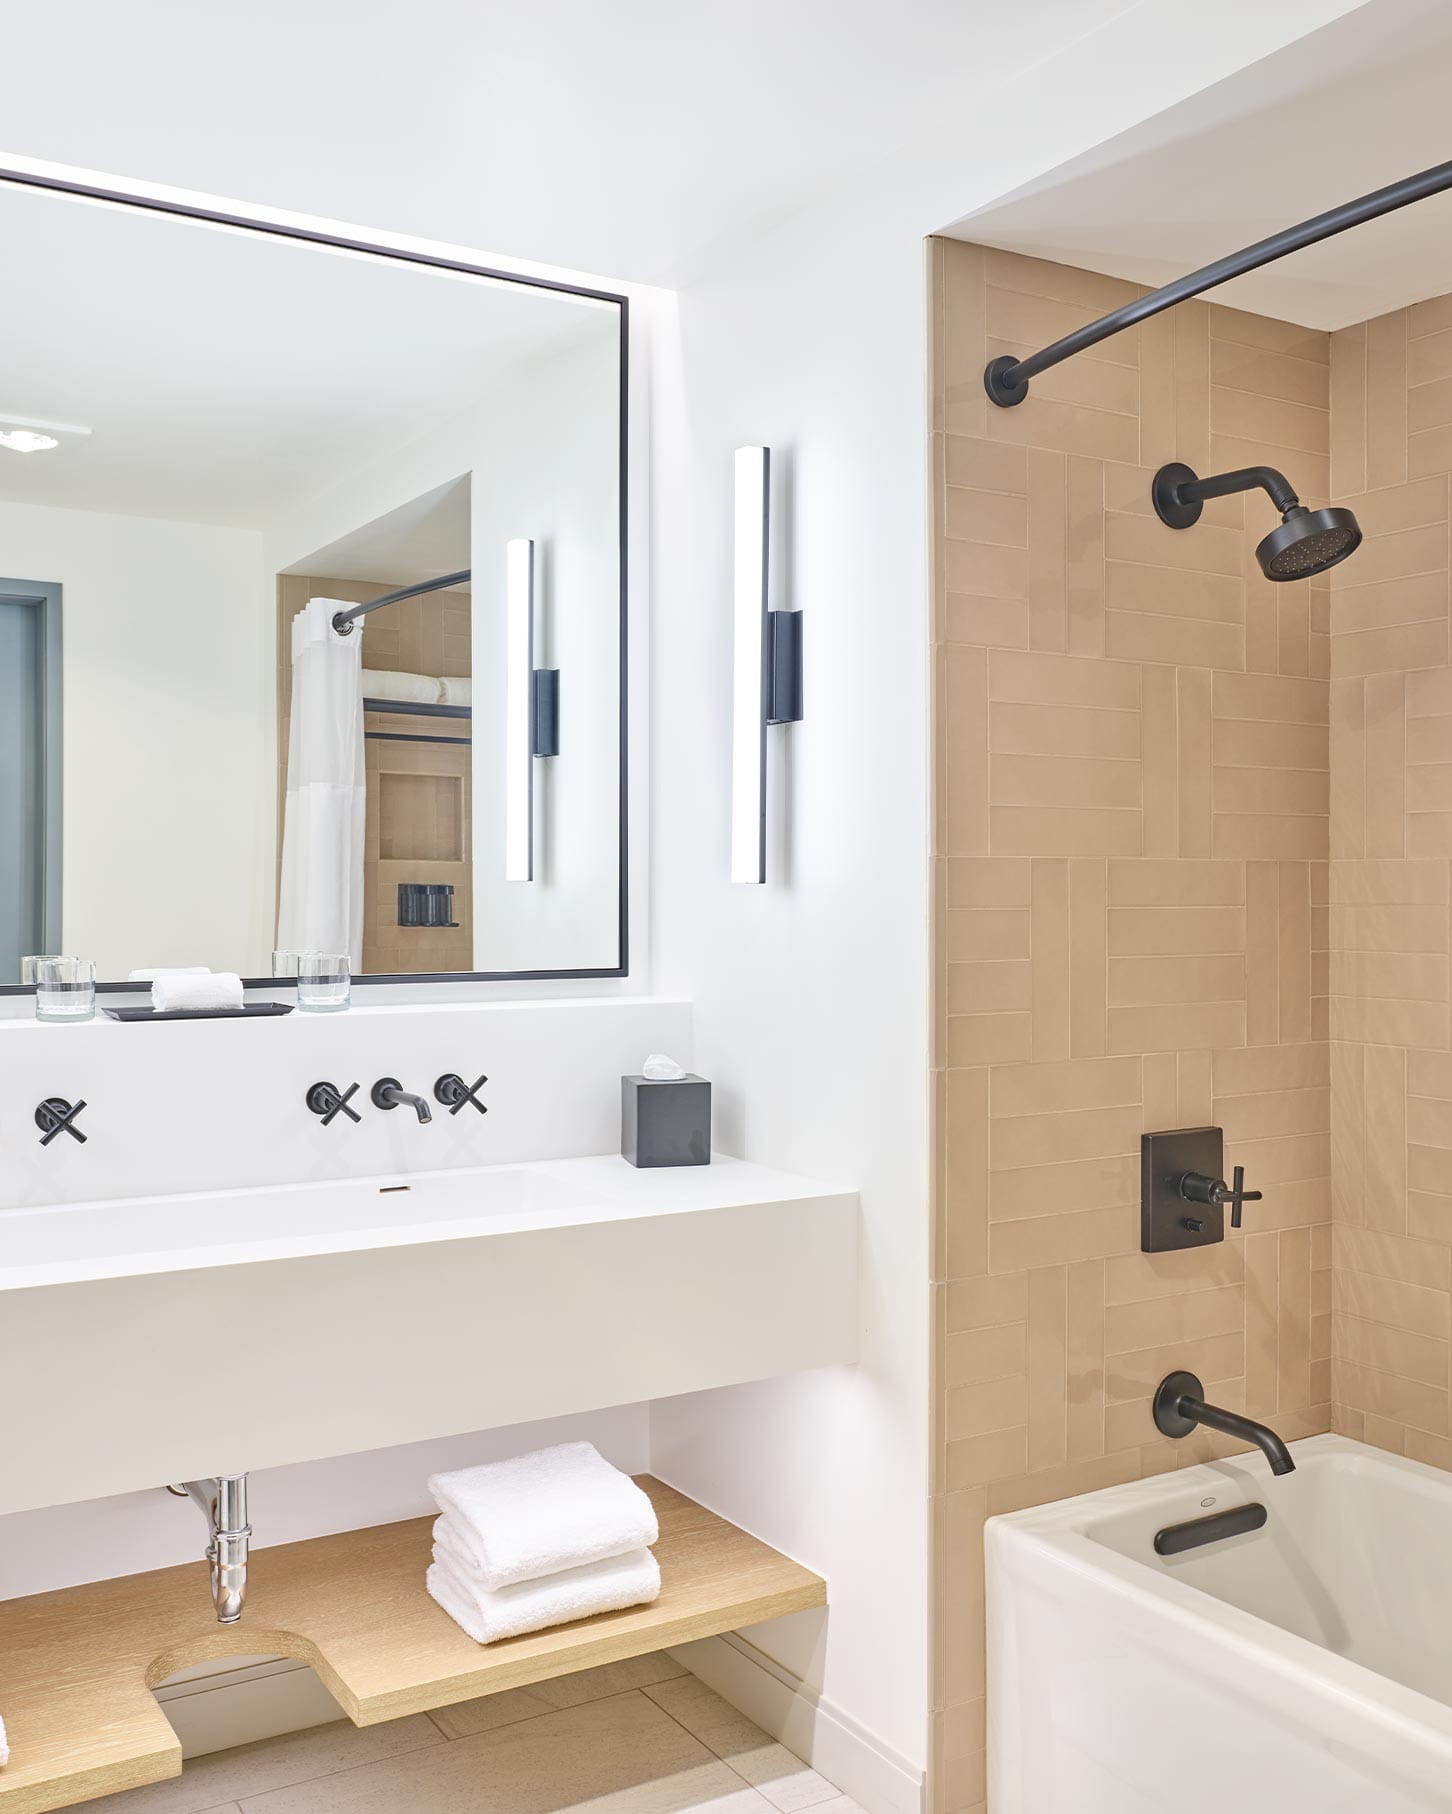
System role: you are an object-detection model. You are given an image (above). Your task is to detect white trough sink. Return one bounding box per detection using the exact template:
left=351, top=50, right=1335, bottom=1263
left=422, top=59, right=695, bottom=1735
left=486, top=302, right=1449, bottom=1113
left=0, top=1155, right=859, bottom=1514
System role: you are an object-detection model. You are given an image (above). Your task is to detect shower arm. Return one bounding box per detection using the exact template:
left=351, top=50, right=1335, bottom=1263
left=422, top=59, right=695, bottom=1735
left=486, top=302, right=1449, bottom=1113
left=1167, top=465, right=1299, bottom=513
left=983, top=156, right=1452, bottom=407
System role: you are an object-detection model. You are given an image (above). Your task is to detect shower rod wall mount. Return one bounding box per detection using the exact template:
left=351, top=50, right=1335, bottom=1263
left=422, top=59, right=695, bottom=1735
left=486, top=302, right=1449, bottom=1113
left=982, top=155, right=1452, bottom=408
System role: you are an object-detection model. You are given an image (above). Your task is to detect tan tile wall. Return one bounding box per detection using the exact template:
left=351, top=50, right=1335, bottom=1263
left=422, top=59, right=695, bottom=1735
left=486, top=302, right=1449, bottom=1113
left=930, top=242, right=1335, bottom=1814
left=1329, top=295, right=1452, bottom=1469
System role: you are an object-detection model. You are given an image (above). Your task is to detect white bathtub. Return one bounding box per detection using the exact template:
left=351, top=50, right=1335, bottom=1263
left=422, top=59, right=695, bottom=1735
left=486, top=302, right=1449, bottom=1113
left=987, top=1435, right=1452, bottom=1812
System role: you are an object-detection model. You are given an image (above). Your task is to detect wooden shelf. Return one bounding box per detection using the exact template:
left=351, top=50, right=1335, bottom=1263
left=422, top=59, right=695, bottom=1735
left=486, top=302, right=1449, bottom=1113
left=0, top=1478, right=823, bottom=1814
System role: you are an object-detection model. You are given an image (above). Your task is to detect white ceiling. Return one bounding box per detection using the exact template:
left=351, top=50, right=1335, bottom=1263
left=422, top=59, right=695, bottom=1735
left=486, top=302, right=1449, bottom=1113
left=289, top=475, right=472, bottom=584
left=0, top=0, right=1146, bottom=287
left=0, top=181, right=612, bottom=527
left=947, top=0, right=1452, bottom=328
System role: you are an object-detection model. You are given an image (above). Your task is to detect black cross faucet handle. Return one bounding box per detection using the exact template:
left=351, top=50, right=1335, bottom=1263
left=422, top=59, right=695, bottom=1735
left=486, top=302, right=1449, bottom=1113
left=35, top=1097, right=88, bottom=1146
left=1226, top=1165, right=1263, bottom=1230
left=306, top=1080, right=362, bottom=1127
left=434, top=1073, right=488, bottom=1117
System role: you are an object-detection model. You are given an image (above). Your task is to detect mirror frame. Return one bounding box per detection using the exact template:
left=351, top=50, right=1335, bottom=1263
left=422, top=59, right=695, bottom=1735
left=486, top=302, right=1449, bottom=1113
left=0, top=165, right=629, bottom=993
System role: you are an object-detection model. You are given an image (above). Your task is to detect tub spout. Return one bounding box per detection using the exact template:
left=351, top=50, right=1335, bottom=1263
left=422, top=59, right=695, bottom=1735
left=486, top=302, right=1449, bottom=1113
left=1152, top=1371, right=1296, bottom=1476
left=169, top=1474, right=251, bottom=1621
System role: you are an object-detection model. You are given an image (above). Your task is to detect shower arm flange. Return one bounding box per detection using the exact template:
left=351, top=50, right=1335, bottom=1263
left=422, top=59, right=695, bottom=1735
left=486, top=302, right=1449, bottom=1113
left=1151, top=461, right=1298, bottom=531
left=982, top=155, right=1452, bottom=407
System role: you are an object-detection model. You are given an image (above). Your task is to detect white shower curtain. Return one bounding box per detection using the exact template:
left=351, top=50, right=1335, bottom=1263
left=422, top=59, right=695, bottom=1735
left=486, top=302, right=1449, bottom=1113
left=276, top=598, right=366, bottom=966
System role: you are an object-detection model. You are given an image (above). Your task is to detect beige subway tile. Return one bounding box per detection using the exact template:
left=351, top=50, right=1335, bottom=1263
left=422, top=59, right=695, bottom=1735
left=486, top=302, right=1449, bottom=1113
left=1217, top=1086, right=1328, bottom=1142
left=1411, top=1094, right=1452, bottom=1152
left=1027, top=448, right=1068, bottom=652
left=991, top=1104, right=1141, bottom=1172
left=1410, top=1049, right=1452, bottom=1098
left=1407, top=1190, right=1452, bottom=1245
left=1106, top=610, right=1244, bottom=670
left=1107, top=1331, right=1245, bottom=1403
left=1105, top=509, right=1243, bottom=578
left=1212, top=433, right=1326, bottom=500
left=947, top=1009, right=1033, bottom=1069
left=946, top=487, right=1029, bottom=548
left=988, top=1204, right=1139, bottom=1272
left=1142, top=1052, right=1179, bottom=1130
left=1212, top=338, right=1330, bottom=408
left=1068, top=859, right=1108, bottom=1059
left=1229, top=1131, right=1330, bottom=1186
left=1211, top=305, right=1328, bottom=363
left=1178, top=667, right=1214, bottom=858
left=1406, top=709, right=1452, bottom=766
left=1335, top=1224, right=1452, bottom=1289
left=1244, top=859, right=1279, bottom=1047
left=1408, top=423, right=1452, bottom=479
left=1333, top=903, right=1448, bottom=952
left=987, top=391, right=1140, bottom=463
left=1141, top=664, right=1178, bottom=858
left=1330, top=321, right=1367, bottom=496
left=946, top=1321, right=1029, bottom=1387
left=1332, top=571, right=1448, bottom=637
left=1334, top=618, right=1448, bottom=681
left=1330, top=678, right=1365, bottom=859
left=986, top=284, right=1138, bottom=362
left=946, top=539, right=1031, bottom=600
left=946, top=1424, right=1029, bottom=1490
left=1412, top=374, right=1452, bottom=435
left=944, top=435, right=1029, bottom=494
left=947, top=960, right=1032, bottom=1015
left=1105, top=1396, right=1159, bottom=1454
left=946, top=593, right=1030, bottom=650
left=1407, top=760, right=1452, bottom=816
left=1405, top=1429, right=1452, bottom=1470
left=1335, top=950, right=1449, bottom=1001
left=1332, top=857, right=1448, bottom=904
left=1108, top=859, right=1244, bottom=906
left=1213, top=766, right=1328, bottom=818
left=988, top=648, right=1142, bottom=711
left=1213, top=671, right=1329, bottom=725
left=1332, top=1358, right=1448, bottom=1435
left=1249, top=1174, right=1332, bottom=1232
left=935, top=1488, right=987, bottom=1706
left=1025, top=1267, right=1068, bottom=1471
left=1243, top=1230, right=1280, bottom=1416
left=1214, top=716, right=1327, bottom=771
left=1066, top=455, right=1106, bottom=657
left=1333, top=1314, right=1450, bottom=1388
left=1278, top=1227, right=1313, bottom=1410
left=947, top=1272, right=1030, bottom=1332
left=945, top=857, right=1033, bottom=908
left=946, top=907, right=1031, bottom=963
left=943, top=1066, right=989, bottom=1279
left=1108, top=1000, right=1246, bottom=1054
left=943, top=644, right=989, bottom=855
left=990, top=752, right=1139, bottom=809
left=990, top=805, right=1142, bottom=858
left=990, top=1153, right=1138, bottom=1221
left=987, top=1450, right=1143, bottom=1517
left=1107, top=953, right=1245, bottom=1006
left=946, top=1371, right=1029, bottom=1440
left=1105, top=1242, right=1245, bottom=1304
left=1107, top=905, right=1244, bottom=956
left=1407, top=295, right=1452, bottom=338
left=989, top=1055, right=1141, bottom=1118
left=1213, top=1040, right=1328, bottom=1096
left=1213, top=384, right=1328, bottom=455
left=1367, top=309, right=1410, bottom=487
left=1103, top=1284, right=1244, bottom=1354
left=1138, top=305, right=1176, bottom=469
left=989, top=700, right=1139, bottom=759
left=1179, top=1050, right=1215, bottom=1123
left=1064, top=1259, right=1106, bottom=1462
left=1029, top=858, right=1070, bottom=1061
left=1213, top=813, right=1327, bottom=861
left=1407, top=667, right=1452, bottom=717
left=1104, top=557, right=1242, bottom=623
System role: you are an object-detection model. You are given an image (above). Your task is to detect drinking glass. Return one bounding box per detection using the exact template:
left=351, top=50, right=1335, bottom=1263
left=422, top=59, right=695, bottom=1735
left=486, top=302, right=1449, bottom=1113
left=35, top=956, right=96, bottom=1023
left=297, top=953, right=350, bottom=1013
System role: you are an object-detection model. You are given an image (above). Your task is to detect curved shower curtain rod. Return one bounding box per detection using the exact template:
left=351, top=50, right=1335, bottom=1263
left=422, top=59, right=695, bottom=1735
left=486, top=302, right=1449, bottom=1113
left=983, top=156, right=1452, bottom=408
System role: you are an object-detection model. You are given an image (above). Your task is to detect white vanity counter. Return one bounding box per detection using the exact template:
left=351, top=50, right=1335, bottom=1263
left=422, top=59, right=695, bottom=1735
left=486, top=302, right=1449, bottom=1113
left=0, top=1155, right=859, bottom=1515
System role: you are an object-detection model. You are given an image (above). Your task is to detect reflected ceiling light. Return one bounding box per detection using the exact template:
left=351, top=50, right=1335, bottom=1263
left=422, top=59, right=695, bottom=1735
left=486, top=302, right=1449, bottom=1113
left=0, top=414, right=92, bottom=455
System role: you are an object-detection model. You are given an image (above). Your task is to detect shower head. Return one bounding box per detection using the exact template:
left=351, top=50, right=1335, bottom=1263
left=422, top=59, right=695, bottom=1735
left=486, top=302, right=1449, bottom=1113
left=1256, top=506, right=1362, bottom=582
left=1151, top=461, right=1362, bottom=583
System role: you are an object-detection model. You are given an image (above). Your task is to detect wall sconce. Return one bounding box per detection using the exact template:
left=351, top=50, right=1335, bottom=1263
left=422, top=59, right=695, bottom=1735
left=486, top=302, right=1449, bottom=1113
left=504, top=537, right=561, bottom=882
left=731, top=447, right=803, bottom=885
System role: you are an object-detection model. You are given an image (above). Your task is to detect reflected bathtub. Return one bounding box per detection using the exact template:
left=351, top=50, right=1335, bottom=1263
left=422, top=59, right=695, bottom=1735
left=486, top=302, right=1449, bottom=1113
left=988, top=1435, right=1452, bottom=1812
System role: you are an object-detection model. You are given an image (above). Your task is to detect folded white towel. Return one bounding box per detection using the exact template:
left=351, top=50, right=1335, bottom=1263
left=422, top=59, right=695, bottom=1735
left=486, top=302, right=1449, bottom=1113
left=128, top=966, right=210, bottom=981
left=362, top=668, right=444, bottom=705
left=427, top=1442, right=658, bottom=1591
left=439, top=675, right=472, bottom=707
left=151, top=971, right=244, bottom=1014
left=427, top=1547, right=660, bottom=1644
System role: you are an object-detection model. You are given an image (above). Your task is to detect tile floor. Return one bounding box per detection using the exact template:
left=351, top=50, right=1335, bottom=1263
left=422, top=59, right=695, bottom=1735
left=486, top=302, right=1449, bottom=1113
left=87, top=1655, right=866, bottom=1814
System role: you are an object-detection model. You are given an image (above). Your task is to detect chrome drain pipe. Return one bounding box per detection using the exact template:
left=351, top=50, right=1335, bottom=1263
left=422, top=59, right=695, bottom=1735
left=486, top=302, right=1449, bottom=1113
left=168, top=1474, right=250, bottom=1623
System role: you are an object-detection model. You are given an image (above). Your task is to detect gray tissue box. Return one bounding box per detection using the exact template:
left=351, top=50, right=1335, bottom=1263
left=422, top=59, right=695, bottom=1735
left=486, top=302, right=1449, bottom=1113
left=621, top=1073, right=711, bottom=1168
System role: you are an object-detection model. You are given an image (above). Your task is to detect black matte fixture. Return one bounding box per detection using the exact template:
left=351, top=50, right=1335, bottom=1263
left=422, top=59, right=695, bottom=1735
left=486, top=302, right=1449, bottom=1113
left=983, top=156, right=1452, bottom=408
left=1152, top=461, right=1362, bottom=582
left=1153, top=1371, right=1296, bottom=1477
left=35, top=1096, right=87, bottom=1146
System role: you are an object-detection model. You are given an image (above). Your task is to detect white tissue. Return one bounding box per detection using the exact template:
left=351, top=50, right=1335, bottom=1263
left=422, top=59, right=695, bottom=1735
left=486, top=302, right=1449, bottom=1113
left=642, top=1053, right=687, bottom=1081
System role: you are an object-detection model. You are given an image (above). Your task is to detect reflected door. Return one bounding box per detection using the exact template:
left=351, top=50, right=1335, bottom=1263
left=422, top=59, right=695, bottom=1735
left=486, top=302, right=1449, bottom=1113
left=0, top=590, right=53, bottom=982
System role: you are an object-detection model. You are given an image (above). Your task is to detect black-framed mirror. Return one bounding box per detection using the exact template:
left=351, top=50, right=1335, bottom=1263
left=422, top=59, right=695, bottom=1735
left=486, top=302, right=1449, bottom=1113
left=0, top=168, right=627, bottom=993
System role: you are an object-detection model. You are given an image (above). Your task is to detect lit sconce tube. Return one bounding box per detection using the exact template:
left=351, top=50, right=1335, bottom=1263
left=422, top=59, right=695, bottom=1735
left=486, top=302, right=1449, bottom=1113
left=504, top=538, right=560, bottom=881
left=731, top=447, right=803, bottom=884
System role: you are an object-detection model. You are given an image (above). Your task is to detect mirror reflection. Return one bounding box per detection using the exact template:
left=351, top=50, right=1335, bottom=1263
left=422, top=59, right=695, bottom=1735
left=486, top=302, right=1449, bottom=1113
left=0, top=180, right=624, bottom=988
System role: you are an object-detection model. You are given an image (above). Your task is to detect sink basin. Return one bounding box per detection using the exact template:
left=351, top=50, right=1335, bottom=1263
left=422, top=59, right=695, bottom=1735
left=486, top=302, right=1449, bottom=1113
left=0, top=1154, right=859, bottom=1516
left=0, top=1166, right=604, bottom=1284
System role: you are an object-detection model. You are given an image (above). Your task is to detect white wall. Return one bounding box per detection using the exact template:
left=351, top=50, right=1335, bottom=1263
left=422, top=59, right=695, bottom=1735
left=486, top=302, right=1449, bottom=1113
left=0, top=498, right=273, bottom=979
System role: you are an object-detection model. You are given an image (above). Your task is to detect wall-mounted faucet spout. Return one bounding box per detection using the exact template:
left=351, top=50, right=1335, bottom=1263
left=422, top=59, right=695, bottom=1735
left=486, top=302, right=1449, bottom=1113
left=371, top=1078, right=432, bottom=1123
left=1152, top=1370, right=1296, bottom=1476
left=169, top=1474, right=251, bottom=1621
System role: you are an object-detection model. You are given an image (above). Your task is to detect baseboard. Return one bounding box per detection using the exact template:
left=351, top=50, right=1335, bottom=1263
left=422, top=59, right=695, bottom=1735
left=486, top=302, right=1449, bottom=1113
left=154, top=1656, right=344, bottom=1758
left=667, top=1632, right=924, bottom=1814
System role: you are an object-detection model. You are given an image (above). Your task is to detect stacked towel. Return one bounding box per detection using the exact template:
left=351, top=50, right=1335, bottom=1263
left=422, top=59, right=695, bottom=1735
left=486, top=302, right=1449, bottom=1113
left=426, top=1442, right=660, bottom=1644
left=362, top=668, right=444, bottom=704
left=439, top=675, right=472, bottom=707
left=127, top=966, right=210, bottom=981
left=151, top=971, right=244, bottom=1013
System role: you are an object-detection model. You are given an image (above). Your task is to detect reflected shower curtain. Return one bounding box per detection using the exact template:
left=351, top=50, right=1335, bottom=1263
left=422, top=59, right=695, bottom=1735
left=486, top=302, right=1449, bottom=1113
left=276, top=598, right=366, bottom=966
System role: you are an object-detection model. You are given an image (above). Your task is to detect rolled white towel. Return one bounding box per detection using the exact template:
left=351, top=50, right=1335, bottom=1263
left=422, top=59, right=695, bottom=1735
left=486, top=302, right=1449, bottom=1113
left=427, top=1547, right=659, bottom=1645
left=439, top=675, right=472, bottom=707
left=1, top=1711, right=8, bottom=1766
left=151, top=971, right=244, bottom=1014
left=427, top=1443, right=658, bottom=1591
left=128, top=966, right=210, bottom=982
left=362, top=668, right=444, bottom=705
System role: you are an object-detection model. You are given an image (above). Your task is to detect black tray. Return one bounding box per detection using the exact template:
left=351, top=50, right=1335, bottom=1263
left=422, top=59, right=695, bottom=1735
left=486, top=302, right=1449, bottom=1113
left=104, top=1001, right=294, bottom=1022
